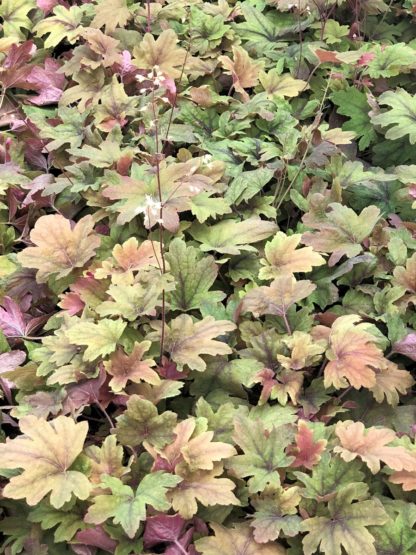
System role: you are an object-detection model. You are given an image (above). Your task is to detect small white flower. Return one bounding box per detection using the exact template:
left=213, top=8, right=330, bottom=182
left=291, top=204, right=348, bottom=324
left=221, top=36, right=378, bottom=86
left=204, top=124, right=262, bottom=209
left=139, top=88, right=148, bottom=93
left=136, top=75, right=146, bottom=82
left=202, top=154, right=212, bottom=163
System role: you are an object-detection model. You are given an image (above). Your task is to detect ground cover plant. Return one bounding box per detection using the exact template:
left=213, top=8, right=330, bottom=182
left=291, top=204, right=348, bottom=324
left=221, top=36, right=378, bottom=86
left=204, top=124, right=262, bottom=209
left=0, top=0, right=416, bottom=553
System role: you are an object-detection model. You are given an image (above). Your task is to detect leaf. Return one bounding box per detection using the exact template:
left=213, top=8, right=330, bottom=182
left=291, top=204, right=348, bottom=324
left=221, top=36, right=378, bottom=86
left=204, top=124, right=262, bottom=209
left=143, top=514, right=189, bottom=551
left=133, top=30, right=187, bottom=79
left=66, top=318, right=126, bottom=361
left=34, top=5, right=84, bottom=47
left=334, top=420, right=416, bottom=474
left=189, top=192, right=232, bottom=223
left=0, top=415, right=91, bottom=508
left=28, top=503, right=85, bottom=542
left=189, top=218, right=277, bottom=255
left=104, top=341, right=159, bottom=392
left=225, top=168, right=275, bottom=205
left=219, top=46, right=264, bottom=102
left=241, top=275, right=316, bottom=318
left=165, top=238, right=223, bottom=311
left=371, top=89, right=416, bottom=144
left=302, top=203, right=380, bottom=266
left=301, top=483, right=389, bottom=555
left=393, top=252, right=416, bottom=292
left=294, top=453, right=365, bottom=501
left=259, top=232, right=325, bottom=279
left=324, top=315, right=386, bottom=389
left=389, top=471, right=416, bottom=492
left=170, top=463, right=240, bottom=519
left=251, top=486, right=302, bottom=543
left=393, top=332, right=416, bottom=360
left=226, top=416, right=294, bottom=493
left=149, top=315, right=236, bottom=371
left=115, top=395, right=177, bottom=448
left=91, top=0, right=131, bottom=34
left=0, top=0, right=35, bottom=39
left=259, top=70, right=307, bottom=98
left=289, top=420, right=327, bottom=470
left=17, top=215, right=101, bottom=283
left=369, top=361, right=414, bottom=405
left=373, top=512, right=416, bottom=554
left=85, top=472, right=181, bottom=539
left=331, top=87, right=377, bottom=150
left=196, top=522, right=286, bottom=555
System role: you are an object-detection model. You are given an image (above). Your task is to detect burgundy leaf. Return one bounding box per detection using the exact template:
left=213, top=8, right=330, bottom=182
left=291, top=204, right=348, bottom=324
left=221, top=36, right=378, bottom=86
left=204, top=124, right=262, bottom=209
left=75, top=526, right=117, bottom=553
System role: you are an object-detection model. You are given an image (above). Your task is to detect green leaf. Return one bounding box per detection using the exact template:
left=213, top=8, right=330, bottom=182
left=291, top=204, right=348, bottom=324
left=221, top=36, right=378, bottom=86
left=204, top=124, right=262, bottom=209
left=115, top=395, right=177, bottom=448
left=371, top=89, right=416, bottom=144
left=28, top=503, right=85, bottom=542
left=189, top=192, right=232, bottom=223
left=0, top=0, right=35, bottom=38
left=65, top=318, right=126, bottom=361
left=301, top=483, right=389, bottom=555
left=226, top=417, right=294, bottom=493
left=331, top=87, right=377, bottom=150
left=165, top=238, right=224, bottom=311
left=189, top=218, right=277, bottom=255
left=225, top=168, right=275, bottom=205
left=85, top=472, right=181, bottom=539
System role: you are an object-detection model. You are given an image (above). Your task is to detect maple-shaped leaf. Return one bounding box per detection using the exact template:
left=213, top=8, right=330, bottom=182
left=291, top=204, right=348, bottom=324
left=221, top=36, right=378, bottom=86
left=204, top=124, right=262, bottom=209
left=149, top=315, right=236, bottom=371
left=297, top=457, right=365, bottom=509
left=276, top=331, right=326, bottom=370
left=259, top=232, right=325, bottom=279
left=94, top=76, right=137, bottom=131
left=392, top=252, right=416, bottom=292
left=302, top=203, right=380, bottom=266
left=66, top=318, right=126, bottom=361
left=0, top=415, right=91, bottom=508
left=84, top=435, right=128, bottom=484
left=59, top=67, right=106, bottom=111
left=334, top=420, right=416, bottom=474
left=289, top=420, right=327, bottom=470
left=28, top=502, right=85, bottom=543
left=371, top=89, right=416, bottom=144
left=251, top=485, right=301, bottom=543
left=133, top=29, right=186, bottom=79
left=373, top=511, right=416, bottom=554
left=196, top=522, right=286, bottom=555
left=331, top=87, right=377, bottom=150
left=301, top=483, right=389, bottom=555
left=189, top=218, right=277, bottom=255
left=241, top=275, right=316, bottom=318
left=151, top=418, right=236, bottom=473
left=115, top=395, right=177, bottom=448
left=104, top=158, right=219, bottom=231
left=0, top=0, right=35, bottom=39
left=17, top=215, right=100, bottom=283
left=259, top=69, right=307, bottom=99
left=169, top=462, right=240, bottom=519
left=104, top=341, right=158, bottom=392
left=219, top=46, right=264, bottom=102
left=34, top=5, right=84, bottom=47
left=85, top=472, right=181, bottom=539
left=91, top=0, right=131, bottom=34
left=96, top=270, right=172, bottom=321
left=165, top=238, right=224, bottom=311
left=226, top=416, right=294, bottom=493
left=324, top=314, right=385, bottom=389
left=369, top=361, right=414, bottom=405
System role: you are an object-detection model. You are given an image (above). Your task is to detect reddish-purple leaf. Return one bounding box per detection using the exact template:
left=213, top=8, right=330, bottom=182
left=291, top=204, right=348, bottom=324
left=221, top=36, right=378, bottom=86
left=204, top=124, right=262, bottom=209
left=27, top=59, right=66, bottom=105
left=75, top=526, right=117, bottom=552
left=393, top=333, right=416, bottom=361
left=144, top=514, right=187, bottom=546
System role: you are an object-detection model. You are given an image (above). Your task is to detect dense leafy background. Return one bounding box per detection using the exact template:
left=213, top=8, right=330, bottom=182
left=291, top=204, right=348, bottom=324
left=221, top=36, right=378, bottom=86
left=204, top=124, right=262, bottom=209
left=0, top=0, right=416, bottom=553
